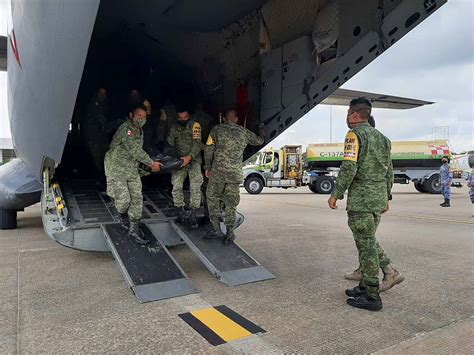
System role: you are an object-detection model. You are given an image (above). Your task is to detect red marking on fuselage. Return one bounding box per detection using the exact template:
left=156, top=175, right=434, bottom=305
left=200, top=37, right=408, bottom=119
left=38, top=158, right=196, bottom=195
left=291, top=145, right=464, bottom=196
left=10, top=30, right=21, bottom=68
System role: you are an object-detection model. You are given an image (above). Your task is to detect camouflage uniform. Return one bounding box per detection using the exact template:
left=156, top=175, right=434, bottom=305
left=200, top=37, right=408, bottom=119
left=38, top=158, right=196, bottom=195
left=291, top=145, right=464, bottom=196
left=439, top=162, right=452, bottom=200
left=85, top=98, right=108, bottom=173
left=193, top=109, right=215, bottom=144
left=468, top=170, right=474, bottom=204
left=155, top=108, right=169, bottom=144
left=331, top=123, right=393, bottom=297
left=204, top=122, right=264, bottom=231
left=168, top=119, right=203, bottom=209
left=104, top=119, right=154, bottom=221
left=141, top=99, right=157, bottom=152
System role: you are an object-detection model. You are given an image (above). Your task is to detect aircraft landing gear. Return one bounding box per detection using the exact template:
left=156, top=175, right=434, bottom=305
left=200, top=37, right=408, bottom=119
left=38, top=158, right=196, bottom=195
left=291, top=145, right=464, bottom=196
left=0, top=209, right=17, bottom=230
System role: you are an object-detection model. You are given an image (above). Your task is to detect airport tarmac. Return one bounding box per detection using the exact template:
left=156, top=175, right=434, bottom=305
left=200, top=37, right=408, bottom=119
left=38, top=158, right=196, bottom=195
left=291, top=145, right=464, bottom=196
left=1, top=184, right=473, bottom=354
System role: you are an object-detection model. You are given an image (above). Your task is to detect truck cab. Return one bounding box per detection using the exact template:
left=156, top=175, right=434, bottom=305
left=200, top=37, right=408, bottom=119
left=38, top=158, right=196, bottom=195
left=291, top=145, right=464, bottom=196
left=243, top=145, right=306, bottom=194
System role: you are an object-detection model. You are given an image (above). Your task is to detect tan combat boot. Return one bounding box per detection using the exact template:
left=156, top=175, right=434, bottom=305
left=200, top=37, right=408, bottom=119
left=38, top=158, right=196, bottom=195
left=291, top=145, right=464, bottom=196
left=380, top=265, right=405, bottom=292
left=344, top=268, right=363, bottom=281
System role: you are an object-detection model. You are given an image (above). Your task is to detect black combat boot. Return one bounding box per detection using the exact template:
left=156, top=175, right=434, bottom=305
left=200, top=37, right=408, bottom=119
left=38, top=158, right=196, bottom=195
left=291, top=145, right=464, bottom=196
left=128, top=220, right=150, bottom=245
left=189, top=209, right=198, bottom=229
left=345, top=285, right=366, bottom=298
left=204, top=225, right=225, bottom=239
left=347, top=292, right=383, bottom=311
left=176, top=207, right=186, bottom=224
left=117, top=213, right=129, bottom=230
left=223, top=229, right=235, bottom=245
left=440, top=199, right=450, bottom=207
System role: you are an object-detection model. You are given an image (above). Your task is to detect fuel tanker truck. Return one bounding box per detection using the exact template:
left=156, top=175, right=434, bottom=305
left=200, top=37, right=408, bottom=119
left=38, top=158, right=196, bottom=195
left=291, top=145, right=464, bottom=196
left=243, top=140, right=465, bottom=194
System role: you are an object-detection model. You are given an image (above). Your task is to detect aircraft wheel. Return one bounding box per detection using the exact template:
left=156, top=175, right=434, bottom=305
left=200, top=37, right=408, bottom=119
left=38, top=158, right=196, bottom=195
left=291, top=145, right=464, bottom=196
left=0, top=209, right=17, bottom=230
left=314, top=177, right=335, bottom=194
left=423, top=174, right=441, bottom=194
left=244, top=176, right=264, bottom=194
left=309, top=184, right=318, bottom=193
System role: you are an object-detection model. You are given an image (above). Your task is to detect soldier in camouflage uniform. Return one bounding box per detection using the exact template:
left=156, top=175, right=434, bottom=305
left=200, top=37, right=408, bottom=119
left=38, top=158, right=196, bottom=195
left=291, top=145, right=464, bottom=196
left=85, top=88, right=109, bottom=174
left=105, top=105, right=161, bottom=244
left=344, top=113, right=403, bottom=290
left=128, top=89, right=155, bottom=152
left=168, top=109, right=203, bottom=228
left=328, top=98, right=403, bottom=311
left=439, top=156, right=452, bottom=207
left=204, top=108, right=264, bottom=244
left=467, top=158, right=474, bottom=216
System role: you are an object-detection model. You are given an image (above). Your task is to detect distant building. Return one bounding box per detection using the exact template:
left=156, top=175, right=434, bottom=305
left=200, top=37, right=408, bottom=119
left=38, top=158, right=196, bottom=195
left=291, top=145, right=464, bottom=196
left=0, top=138, right=15, bottom=165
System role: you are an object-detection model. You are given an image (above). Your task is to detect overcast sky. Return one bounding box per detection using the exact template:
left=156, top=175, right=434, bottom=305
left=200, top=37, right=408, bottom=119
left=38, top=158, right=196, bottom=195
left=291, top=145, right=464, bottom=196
left=0, top=0, right=472, bottom=152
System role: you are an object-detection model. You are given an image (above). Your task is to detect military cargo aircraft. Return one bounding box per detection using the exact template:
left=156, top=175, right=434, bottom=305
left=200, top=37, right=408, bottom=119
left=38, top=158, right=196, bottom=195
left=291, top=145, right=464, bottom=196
left=0, top=0, right=444, bottom=302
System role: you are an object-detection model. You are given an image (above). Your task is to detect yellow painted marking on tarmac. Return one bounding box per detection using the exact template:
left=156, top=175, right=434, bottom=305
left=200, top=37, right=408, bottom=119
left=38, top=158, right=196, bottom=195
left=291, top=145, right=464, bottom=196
left=191, top=307, right=252, bottom=342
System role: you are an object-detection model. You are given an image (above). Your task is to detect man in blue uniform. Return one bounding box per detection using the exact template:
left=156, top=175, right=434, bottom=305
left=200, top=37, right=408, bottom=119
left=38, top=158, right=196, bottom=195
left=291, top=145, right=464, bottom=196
left=439, top=156, right=452, bottom=207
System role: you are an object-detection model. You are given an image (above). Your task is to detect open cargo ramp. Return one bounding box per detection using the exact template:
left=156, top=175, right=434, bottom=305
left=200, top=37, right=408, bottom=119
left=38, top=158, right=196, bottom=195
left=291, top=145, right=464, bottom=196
left=46, top=180, right=274, bottom=298
left=102, top=223, right=198, bottom=302
left=170, top=223, right=275, bottom=286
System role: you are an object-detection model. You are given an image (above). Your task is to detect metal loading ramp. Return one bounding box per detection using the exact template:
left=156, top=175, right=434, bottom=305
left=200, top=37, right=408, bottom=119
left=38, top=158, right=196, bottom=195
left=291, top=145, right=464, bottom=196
left=56, top=180, right=274, bottom=299
left=102, top=223, right=198, bottom=302
left=170, top=222, right=275, bottom=286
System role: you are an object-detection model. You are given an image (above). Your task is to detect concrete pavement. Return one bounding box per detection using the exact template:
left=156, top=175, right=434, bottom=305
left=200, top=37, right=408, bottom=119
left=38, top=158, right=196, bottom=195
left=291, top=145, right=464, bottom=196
left=1, top=184, right=473, bottom=353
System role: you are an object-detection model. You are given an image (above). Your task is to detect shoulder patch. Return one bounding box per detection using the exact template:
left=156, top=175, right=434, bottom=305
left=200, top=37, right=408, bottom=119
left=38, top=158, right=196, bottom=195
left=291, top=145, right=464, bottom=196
left=143, top=100, right=152, bottom=115
left=206, top=134, right=214, bottom=145
left=159, top=108, right=167, bottom=121
left=343, top=131, right=359, bottom=162
left=192, top=122, right=201, bottom=139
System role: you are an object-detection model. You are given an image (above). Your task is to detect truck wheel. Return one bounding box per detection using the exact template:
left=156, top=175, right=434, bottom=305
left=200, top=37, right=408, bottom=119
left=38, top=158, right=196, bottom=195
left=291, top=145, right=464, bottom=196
left=0, top=209, right=17, bottom=230
left=309, top=185, right=318, bottom=193
left=423, top=174, right=441, bottom=194
left=414, top=182, right=427, bottom=193
left=315, top=177, right=335, bottom=194
left=244, top=177, right=264, bottom=194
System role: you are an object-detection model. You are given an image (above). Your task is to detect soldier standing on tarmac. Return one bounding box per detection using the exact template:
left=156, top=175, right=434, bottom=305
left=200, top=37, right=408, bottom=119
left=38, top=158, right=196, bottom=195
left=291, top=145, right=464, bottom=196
left=468, top=156, right=474, bottom=213
left=204, top=108, right=264, bottom=244
left=439, top=156, right=452, bottom=207
left=167, top=108, right=203, bottom=228
left=344, top=113, right=403, bottom=291
left=104, top=105, right=161, bottom=245
left=327, top=98, right=403, bottom=311
left=467, top=161, right=474, bottom=217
